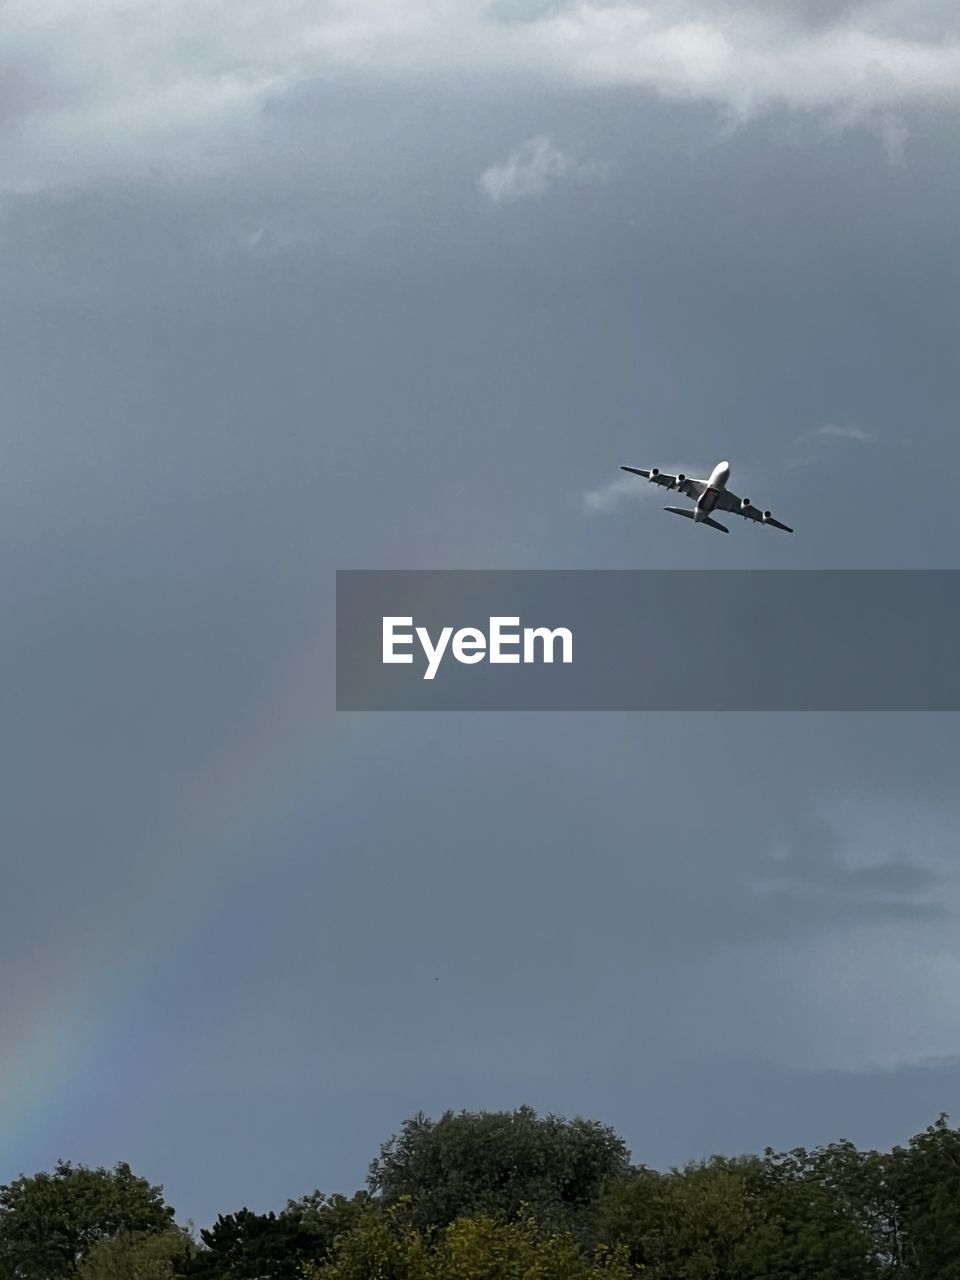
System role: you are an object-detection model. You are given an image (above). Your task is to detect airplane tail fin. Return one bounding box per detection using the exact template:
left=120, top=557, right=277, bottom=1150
left=664, top=506, right=728, bottom=533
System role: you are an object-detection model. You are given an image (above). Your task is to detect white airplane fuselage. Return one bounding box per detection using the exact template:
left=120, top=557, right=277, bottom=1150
left=692, top=460, right=730, bottom=522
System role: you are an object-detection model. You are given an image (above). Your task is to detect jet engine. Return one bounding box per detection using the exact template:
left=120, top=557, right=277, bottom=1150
left=650, top=467, right=659, bottom=477
left=763, top=510, right=772, bottom=521
left=741, top=497, right=751, bottom=510
left=675, top=473, right=686, bottom=487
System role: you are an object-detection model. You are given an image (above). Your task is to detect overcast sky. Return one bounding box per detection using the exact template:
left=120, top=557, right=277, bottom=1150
left=1, top=0, right=959, bottom=1228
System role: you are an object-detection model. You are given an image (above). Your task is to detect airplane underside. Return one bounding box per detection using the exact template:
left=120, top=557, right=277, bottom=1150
left=664, top=505, right=728, bottom=533
left=619, top=460, right=793, bottom=532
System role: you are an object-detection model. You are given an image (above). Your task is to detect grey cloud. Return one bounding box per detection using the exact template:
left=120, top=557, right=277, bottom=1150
left=489, top=0, right=874, bottom=29
left=1, top=1, right=959, bottom=199
left=698, top=0, right=876, bottom=30
left=485, top=0, right=581, bottom=22
left=752, top=811, right=940, bottom=905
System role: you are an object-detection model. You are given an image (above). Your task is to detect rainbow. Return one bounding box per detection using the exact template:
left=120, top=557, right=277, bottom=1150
left=0, top=619, right=373, bottom=1166
left=0, top=568, right=502, bottom=1167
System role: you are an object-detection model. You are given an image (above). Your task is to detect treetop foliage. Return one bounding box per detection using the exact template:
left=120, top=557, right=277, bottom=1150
left=3, top=1110, right=960, bottom=1279
left=0, top=1160, right=175, bottom=1280
left=368, top=1107, right=631, bottom=1231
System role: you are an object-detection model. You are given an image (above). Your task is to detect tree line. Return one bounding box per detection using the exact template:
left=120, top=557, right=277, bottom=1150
left=2, top=1107, right=959, bottom=1278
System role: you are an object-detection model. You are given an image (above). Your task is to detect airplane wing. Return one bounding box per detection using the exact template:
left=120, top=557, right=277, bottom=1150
left=620, top=466, right=706, bottom=501
left=714, top=488, right=793, bottom=532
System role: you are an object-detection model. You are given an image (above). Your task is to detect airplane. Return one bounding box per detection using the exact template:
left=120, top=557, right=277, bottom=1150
left=619, top=459, right=793, bottom=534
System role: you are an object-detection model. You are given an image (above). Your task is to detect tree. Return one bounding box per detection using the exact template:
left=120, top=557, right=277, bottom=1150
left=302, top=1205, right=429, bottom=1280
left=427, top=1215, right=634, bottom=1280
left=77, top=1229, right=194, bottom=1280
left=887, top=1114, right=960, bottom=1278
left=368, top=1108, right=630, bottom=1232
left=0, top=1161, right=175, bottom=1280
left=592, top=1159, right=783, bottom=1278
left=174, top=1192, right=372, bottom=1278
left=782, top=1139, right=903, bottom=1272
left=751, top=1145, right=881, bottom=1280
left=305, top=1206, right=635, bottom=1280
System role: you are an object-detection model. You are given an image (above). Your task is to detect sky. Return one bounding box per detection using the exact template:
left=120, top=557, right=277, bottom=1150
left=1, top=0, right=959, bottom=1229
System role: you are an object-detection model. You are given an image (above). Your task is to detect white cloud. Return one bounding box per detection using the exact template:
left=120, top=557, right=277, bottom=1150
left=783, top=422, right=877, bottom=469
left=478, top=135, right=596, bottom=203
left=2, top=1, right=960, bottom=197
left=227, top=224, right=311, bottom=254
left=583, top=472, right=655, bottom=514
left=879, top=113, right=910, bottom=165
left=814, top=423, right=877, bottom=442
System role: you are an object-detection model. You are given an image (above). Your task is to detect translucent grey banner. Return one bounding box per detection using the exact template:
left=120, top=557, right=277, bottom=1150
left=336, top=571, right=960, bottom=711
